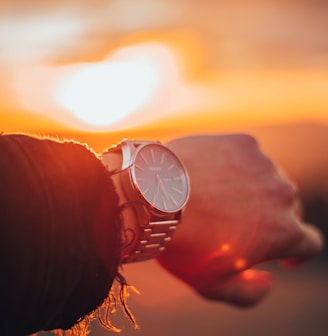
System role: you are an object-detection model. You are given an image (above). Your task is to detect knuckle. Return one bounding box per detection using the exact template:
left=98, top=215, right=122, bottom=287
left=236, top=134, right=259, bottom=150
left=226, top=134, right=258, bottom=152
left=277, top=179, right=297, bottom=204
left=265, top=172, right=297, bottom=205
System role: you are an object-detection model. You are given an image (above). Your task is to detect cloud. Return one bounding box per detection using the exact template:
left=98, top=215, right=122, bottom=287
left=0, top=0, right=327, bottom=67
left=0, top=6, right=86, bottom=63
left=0, top=0, right=181, bottom=64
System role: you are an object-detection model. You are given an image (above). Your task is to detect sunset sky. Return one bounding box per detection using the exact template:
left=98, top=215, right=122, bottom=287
left=0, top=0, right=327, bottom=135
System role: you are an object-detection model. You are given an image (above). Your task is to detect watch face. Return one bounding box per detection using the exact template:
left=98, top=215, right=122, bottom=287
left=131, top=143, right=189, bottom=213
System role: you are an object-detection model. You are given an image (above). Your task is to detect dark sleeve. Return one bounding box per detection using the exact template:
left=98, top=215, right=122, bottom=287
left=0, top=134, right=122, bottom=335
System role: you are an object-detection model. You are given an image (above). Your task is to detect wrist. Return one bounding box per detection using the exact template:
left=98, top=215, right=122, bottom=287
left=101, top=148, right=140, bottom=261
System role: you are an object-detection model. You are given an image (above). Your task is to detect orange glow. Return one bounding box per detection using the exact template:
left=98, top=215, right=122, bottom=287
left=0, top=25, right=327, bottom=135
left=208, top=243, right=232, bottom=259
left=202, top=243, right=232, bottom=271
left=0, top=5, right=327, bottom=333
left=2, top=35, right=327, bottom=134
left=221, top=243, right=231, bottom=253
left=234, top=258, right=247, bottom=271
left=240, top=269, right=257, bottom=280
left=7, top=38, right=205, bottom=132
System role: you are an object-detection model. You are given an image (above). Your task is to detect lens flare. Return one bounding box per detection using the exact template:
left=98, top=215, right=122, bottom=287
left=234, top=258, right=247, bottom=271
left=54, top=59, right=160, bottom=128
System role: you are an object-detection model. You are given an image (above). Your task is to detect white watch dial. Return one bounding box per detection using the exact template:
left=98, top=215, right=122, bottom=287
left=131, top=143, right=189, bottom=213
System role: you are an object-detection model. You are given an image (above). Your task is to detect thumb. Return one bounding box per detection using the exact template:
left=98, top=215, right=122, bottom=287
left=197, top=270, right=273, bottom=307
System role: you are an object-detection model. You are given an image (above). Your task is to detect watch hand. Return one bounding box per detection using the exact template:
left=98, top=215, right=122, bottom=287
left=159, top=178, right=170, bottom=200
left=153, top=174, right=161, bottom=205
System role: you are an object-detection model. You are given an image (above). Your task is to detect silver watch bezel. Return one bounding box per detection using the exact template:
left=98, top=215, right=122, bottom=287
left=121, top=141, right=190, bottom=215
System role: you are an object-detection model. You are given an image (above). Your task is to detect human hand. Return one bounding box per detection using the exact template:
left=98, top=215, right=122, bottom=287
left=157, top=135, right=324, bottom=306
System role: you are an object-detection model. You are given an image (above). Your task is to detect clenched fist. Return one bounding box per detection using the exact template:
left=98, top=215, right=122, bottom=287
left=157, top=134, right=323, bottom=306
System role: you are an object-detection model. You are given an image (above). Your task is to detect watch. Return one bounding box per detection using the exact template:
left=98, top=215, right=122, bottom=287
left=101, top=139, right=190, bottom=263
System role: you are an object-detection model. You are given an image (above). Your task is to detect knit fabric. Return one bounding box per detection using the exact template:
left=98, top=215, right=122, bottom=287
left=0, top=134, right=121, bottom=335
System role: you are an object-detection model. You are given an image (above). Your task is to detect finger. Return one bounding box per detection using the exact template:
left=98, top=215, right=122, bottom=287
left=197, top=270, right=273, bottom=307
left=265, top=210, right=324, bottom=262
left=281, top=222, right=325, bottom=265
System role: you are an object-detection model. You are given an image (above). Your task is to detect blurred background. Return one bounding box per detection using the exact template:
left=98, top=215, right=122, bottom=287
left=1, top=0, right=328, bottom=335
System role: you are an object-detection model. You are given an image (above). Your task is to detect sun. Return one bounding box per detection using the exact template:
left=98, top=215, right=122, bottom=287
left=54, top=54, right=160, bottom=128
left=11, top=42, right=191, bottom=132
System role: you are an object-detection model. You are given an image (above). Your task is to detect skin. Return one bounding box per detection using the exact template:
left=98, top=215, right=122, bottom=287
left=157, top=134, right=324, bottom=307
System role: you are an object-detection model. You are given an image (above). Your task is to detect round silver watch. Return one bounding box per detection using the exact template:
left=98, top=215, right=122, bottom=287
left=101, top=139, right=190, bottom=263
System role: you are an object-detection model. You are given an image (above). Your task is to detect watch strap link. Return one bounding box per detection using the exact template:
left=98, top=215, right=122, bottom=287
left=126, top=219, right=179, bottom=262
